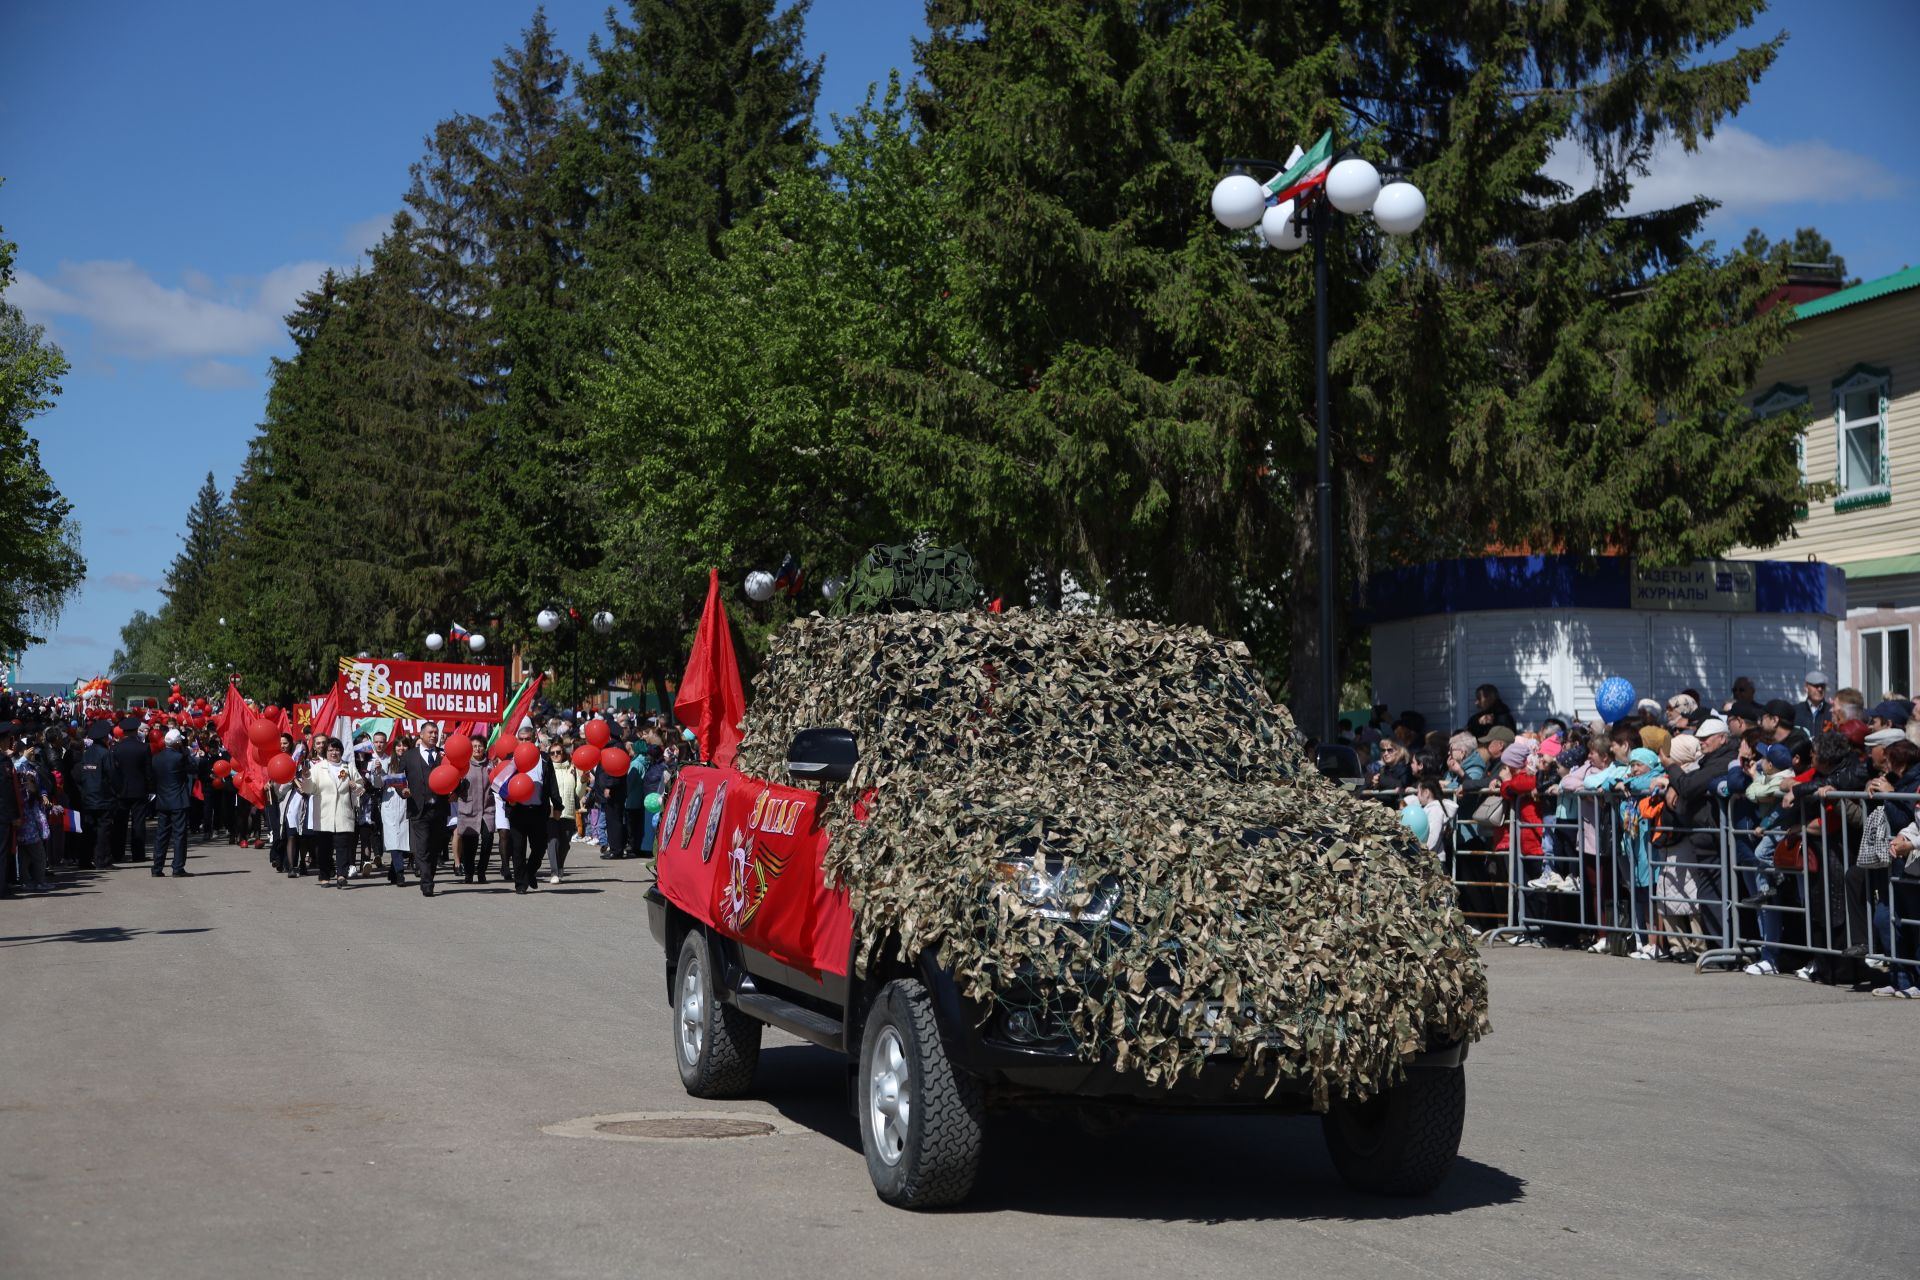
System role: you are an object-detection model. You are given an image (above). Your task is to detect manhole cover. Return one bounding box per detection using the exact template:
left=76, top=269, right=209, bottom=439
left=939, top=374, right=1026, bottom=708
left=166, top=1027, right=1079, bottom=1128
left=542, top=1110, right=795, bottom=1143
left=595, top=1117, right=773, bottom=1140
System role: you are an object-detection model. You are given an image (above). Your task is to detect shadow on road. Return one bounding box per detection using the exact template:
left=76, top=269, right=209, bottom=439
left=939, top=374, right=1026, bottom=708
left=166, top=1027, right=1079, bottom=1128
left=0, top=926, right=215, bottom=947
left=753, top=1045, right=1525, bottom=1222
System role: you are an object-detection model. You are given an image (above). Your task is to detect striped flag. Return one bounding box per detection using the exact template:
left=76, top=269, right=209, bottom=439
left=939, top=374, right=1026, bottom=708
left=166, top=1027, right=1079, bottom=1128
left=1263, top=130, right=1334, bottom=203
left=64, top=808, right=83, bottom=834
left=484, top=673, right=545, bottom=756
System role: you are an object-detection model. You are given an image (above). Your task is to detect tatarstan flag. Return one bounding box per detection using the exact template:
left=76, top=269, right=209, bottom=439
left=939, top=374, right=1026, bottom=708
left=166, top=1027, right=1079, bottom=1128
left=1263, top=129, right=1334, bottom=203
left=484, top=672, right=544, bottom=756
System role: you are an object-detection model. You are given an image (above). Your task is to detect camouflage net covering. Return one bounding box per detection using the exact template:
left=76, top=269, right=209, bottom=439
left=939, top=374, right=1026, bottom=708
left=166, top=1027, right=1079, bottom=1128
left=733, top=611, right=1489, bottom=1107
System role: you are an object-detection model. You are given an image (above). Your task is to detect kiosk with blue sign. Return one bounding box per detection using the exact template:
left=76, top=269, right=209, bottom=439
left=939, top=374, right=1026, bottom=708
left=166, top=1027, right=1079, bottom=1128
left=1365, top=556, right=1847, bottom=729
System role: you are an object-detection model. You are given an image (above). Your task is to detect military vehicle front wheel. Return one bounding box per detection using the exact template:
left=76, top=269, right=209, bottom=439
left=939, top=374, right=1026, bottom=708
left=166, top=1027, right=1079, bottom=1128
left=1321, top=1067, right=1465, bottom=1195
left=857, top=979, right=984, bottom=1209
left=673, top=931, right=761, bottom=1097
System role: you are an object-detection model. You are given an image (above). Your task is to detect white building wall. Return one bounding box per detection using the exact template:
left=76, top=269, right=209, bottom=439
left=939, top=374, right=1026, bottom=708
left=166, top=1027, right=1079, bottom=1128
left=1374, top=609, right=1838, bottom=729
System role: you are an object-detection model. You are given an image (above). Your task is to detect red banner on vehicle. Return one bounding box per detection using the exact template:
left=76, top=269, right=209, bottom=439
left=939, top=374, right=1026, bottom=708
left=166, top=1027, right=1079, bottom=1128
left=336, top=658, right=507, bottom=721
left=657, top=766, right=851, bottom=976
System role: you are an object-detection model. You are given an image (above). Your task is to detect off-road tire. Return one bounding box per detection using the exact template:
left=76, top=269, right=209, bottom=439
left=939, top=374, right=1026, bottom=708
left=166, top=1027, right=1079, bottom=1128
left=673, top=931, right=761, bottom=1098
left=857, top=979, right=985, bottom=1209
left=1320, top=1066, right=1465, bottom=1196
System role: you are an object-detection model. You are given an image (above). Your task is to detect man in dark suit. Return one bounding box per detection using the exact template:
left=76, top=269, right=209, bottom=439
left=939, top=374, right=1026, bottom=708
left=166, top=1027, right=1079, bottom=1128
left=150, top=729, right=195, bottom=877
left=398, top=722, right=451, bottom=897
left=500, top=723, right=561, bottom=894
left=110, top=720, right=156, bottom=865
left=76, top=726, right=116, bottom=869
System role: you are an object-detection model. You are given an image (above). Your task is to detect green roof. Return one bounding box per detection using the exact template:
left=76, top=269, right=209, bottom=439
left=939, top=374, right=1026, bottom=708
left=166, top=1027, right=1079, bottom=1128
left=1836, top=553, right=1920, bottom=580
left=1791, top=263, right=1920, bottom=321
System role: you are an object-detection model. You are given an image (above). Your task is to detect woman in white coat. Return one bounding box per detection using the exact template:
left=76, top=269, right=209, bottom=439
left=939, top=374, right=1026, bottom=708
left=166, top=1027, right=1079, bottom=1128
left=296, top=736, right=366, bottom=889
left=370, top=732, right=411, bottom=884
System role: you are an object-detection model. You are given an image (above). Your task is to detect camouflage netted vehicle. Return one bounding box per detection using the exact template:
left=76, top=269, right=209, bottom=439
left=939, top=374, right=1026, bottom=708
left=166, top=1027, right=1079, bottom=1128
left=646, top=610, right=1488, bottom=1209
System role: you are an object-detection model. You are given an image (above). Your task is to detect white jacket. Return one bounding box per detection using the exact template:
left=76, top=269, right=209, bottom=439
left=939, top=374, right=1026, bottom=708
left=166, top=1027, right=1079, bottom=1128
left=296, top=761, right=365, bottom=834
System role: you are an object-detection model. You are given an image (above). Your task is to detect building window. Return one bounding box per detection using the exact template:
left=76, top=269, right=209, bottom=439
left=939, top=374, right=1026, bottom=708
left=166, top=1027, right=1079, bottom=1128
left=1860, top=626, right=1912, bottom=702
left=1832, top=364, right=1891, bottom=511
left=1753, top=383, right=1810, bottom=518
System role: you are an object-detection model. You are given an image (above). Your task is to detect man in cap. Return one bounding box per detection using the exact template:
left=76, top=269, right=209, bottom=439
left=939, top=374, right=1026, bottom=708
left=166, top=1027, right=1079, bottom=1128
left=1868, top=699, right=1911, bottom=731
left=151, top=728, right=195, bottom=877
left=1795, top=670, right=1833, bottom=735
left=1725, top=698, right=1764, bottom=739
left=1760, top=700, right=1808, bottom=749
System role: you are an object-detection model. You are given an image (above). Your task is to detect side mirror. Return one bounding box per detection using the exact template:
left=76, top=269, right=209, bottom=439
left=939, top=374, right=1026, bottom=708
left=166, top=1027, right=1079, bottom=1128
left=787, top=727, right=857, bottom=785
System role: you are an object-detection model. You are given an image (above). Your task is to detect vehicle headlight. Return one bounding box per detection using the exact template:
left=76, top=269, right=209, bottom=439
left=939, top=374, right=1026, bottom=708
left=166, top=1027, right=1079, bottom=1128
left=990, top=859, right=1121, bottom=923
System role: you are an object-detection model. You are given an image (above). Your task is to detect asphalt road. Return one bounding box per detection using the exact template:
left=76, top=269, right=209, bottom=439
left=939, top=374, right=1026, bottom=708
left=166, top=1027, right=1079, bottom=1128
left=2, top=836, right=1913, bottom=1279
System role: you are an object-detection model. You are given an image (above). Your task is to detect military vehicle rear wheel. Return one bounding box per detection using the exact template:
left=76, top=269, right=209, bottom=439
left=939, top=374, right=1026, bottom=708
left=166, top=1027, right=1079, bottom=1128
left=1320, top=1066, right=1465, bottom=1195
left=857, top=979, right=984, bottom=1209
left=673, top=931, right=761, bottom=1098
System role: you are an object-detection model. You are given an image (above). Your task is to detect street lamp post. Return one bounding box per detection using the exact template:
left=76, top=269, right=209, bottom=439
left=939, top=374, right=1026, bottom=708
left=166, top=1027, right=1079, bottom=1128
left=536, top=606, right=614, bottom=711
left=1210, top=138, right=1425, bottom=744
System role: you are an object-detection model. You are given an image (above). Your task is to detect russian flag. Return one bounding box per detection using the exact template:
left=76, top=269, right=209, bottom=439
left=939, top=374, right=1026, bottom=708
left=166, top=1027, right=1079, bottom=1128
left=64, top=808, right=83, bottom=834
left=450, top=623, right=472, bottom=644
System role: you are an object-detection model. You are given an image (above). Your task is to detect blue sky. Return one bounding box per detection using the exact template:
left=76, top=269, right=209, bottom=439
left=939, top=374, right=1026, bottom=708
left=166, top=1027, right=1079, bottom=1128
left=4, top=0, right=1914, bottom=684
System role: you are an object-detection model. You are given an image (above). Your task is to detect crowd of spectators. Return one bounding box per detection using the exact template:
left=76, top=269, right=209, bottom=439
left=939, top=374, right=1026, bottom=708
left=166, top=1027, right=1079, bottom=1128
left=1339, top=673, right=1920, bottom=998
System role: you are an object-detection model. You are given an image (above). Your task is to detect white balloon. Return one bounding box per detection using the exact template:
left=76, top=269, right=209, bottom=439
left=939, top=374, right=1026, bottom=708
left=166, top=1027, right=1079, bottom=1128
left=1325, top=157, right=1382, bottom=215
left=744, top=570, right=776, bottom=602
left=425, top=632, right=445, bottom=652
left=1373, top=181, right=1427, bottom=235
left=1209, top=173, right=1268, bottom=230
left=468, top=634, right=487, bottom=653
left=1260, top=201, right=1308, bottom=251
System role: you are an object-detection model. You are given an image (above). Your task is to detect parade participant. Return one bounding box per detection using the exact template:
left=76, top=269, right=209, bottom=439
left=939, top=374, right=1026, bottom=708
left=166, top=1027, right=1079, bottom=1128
left=109, top=717, right=155, bottom=865
left=295, top=736, right=364, bottom=888
left=369, top=732, right=409, bottom=883
left=77, top=724, right=115, bottom=870
left=397, top=722, right=452, bottom=896
left=9, top=735, right=52, bottom=892
left=0, top=722, right=21, bottom=898
left=546, top=740, right=585, bottom=884
left=592, top=726, right=628, bottom=859
left=151, top=729, right=195, bottom=878
left=496, top=722, right=559, bottom=894
left=452, top=738, right=490, bottom=884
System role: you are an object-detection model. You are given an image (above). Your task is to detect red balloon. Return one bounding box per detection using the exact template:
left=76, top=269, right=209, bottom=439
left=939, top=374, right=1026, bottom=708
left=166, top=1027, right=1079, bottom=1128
left=489, top=735, right=514, bottom=760
left=444, top=734, right=473, bottom=766
left=211, top=776, right=226, bottom=790
left=112, top=727, right=125, bottom=739
left=583, top=719, right=612, bottom=748
left=429, top=763, right=460, bottom=796
left=248, top=720, right=278, bottom=750
left=506, top=773, right=535, bottom=804
left=212, top=759, right=232, bottom=778
left=600, top=746, right=631, bottom=778
left=571, top=744, right=601, bottom=772
left=513, top=741, right=540, bottom=773
left=267, top=753, right=297, bottom=785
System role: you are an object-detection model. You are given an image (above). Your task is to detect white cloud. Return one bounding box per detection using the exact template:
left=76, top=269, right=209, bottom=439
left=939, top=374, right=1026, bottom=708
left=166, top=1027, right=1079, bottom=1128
left=341, top=212, right=397, bottom=258
left=94, top=571, right=160, bottom=593
left=11, top=256, right=339, bottom=360
left=1544, top=125, right=1902, bottom=216
left=182, top=359, right=256, bottom=389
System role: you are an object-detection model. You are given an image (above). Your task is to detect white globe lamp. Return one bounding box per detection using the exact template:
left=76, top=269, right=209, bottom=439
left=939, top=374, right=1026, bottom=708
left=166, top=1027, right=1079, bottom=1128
left=590, top=610, right=614, bottom=635
left=425, top=632, right=445, bottom=652
left=1209, top=173, right=1267, bottom=230
left=468, top=633, right=487, bottom=653
left=1260, top=200, right=1308, bottom=251
left=536, top=609, right=561, bottom=633
left=1373, top=181, right=1427, bottom=235
left=744, top=570, right=776, bottom=603
left=1325, top=157, right=1382, bottom=215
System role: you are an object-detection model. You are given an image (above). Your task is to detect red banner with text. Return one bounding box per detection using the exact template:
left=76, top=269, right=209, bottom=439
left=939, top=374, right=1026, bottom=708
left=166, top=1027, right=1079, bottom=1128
left=336, top=658, right=507, bottom=722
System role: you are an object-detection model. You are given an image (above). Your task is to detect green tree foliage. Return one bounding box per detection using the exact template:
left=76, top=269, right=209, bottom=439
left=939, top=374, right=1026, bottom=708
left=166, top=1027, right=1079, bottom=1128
left=0, top=202, right=85, bottom=655
left=875, top=0, right=1802, bottom=724
left=1742, top=225, right=1852, bottom=283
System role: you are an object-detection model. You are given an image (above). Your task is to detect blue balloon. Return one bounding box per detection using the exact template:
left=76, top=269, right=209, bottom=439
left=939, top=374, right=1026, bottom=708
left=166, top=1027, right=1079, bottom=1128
left=1399, top=799, right=1430, bottom=843
left=1595, top=676, right=1636, bottom=723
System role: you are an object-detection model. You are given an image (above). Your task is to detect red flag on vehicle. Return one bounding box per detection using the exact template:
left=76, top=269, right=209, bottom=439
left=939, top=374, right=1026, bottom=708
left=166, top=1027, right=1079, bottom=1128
left=675, top=567, right=747, bottom=768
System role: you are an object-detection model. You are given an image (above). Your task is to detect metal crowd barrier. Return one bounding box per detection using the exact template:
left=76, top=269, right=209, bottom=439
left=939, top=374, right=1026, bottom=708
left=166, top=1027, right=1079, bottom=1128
left=1353, top=783, right=1918, bottom=986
